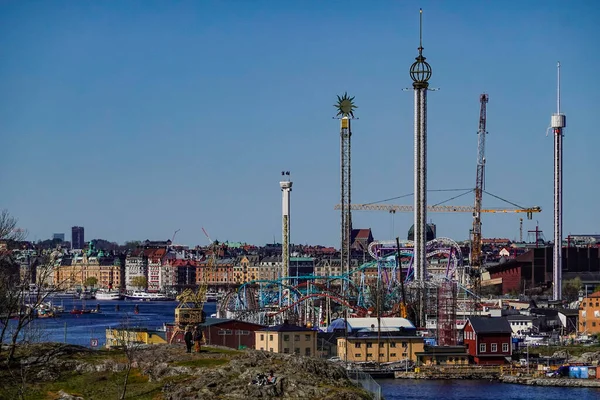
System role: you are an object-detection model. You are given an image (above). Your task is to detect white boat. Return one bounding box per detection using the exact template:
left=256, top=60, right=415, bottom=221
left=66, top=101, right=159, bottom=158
left=124, top=291, right=174, bottom=301
left=95, top=290, right=123, bottom=301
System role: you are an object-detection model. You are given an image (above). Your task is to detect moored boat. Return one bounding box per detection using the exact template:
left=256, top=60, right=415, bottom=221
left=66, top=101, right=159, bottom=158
left=124, top=291, right=174, bottom=301
left=95, top=290, right=123, bottom=301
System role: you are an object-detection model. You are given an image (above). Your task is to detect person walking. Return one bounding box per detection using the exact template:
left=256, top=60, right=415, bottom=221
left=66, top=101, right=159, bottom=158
left=184, top=327, right=193, bottom=353
left=193, top=326, right=203, bottom=353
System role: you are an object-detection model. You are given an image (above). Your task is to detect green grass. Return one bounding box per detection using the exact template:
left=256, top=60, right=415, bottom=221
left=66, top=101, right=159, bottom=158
left=174, top=358, right=229, bottom=368
left=202, top=346, right=243, bottom=355
left=0, top=369, right=166, bottom=400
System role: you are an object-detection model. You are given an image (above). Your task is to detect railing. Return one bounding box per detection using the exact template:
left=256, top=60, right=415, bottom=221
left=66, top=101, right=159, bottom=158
left=347, top=368, right=382, bottom=400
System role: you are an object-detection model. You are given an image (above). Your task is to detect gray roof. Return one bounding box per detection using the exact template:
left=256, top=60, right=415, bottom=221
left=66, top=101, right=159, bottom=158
left=467, top=316, right=512, bottom=334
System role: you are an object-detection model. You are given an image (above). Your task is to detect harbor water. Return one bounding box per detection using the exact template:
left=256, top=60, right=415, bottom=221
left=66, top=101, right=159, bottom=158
left=10, top=300, right=600, bottom=399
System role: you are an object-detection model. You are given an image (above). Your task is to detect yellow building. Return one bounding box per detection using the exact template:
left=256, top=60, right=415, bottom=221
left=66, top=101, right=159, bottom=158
left=337, top=335, right=424, bottom=363
left=579, top=290, right=600, bottom=335
left=54, top=254, right=123, bottom=290
left=105, top=327, right=167, bottom=348
left=255, top=323, right=317, bottom=356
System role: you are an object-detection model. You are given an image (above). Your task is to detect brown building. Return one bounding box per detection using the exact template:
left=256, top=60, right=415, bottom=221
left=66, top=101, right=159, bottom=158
left=255, top=322, right=317, bottom=356
left=166, top=318, right=264, bottom=349
left=579, top=291, right=600, bottom=335
left=337, top=335, right=424, bottom=364
left=416, top=345, right=470, bottom=366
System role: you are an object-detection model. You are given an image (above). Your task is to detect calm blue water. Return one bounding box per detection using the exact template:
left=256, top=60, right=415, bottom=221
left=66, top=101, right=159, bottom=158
left=12, top=301, right=600, bottom=399
left=377, top=378, right=600, bottom=400
left=12, top=299, right=217, bottom=348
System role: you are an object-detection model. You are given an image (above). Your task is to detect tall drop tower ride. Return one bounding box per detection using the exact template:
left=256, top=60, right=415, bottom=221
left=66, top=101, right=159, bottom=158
left=409, top=9, right=432, bottom=284
left=551, top=63, right=566, bottom=301
left=280, top=171, right=292, bottom=285
left=335, top=93, right=357, bottom=281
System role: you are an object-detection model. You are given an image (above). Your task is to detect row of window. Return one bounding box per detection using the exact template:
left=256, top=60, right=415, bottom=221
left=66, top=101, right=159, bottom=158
left=349, top=342, right=407, bottom=348
left=355, top=353, right=407, bottom=358
left=479, top=343, right=509, bottom=353
left=259, top=347, right=311, bottom=356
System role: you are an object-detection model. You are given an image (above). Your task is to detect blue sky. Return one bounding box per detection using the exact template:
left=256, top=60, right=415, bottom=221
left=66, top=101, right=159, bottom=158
left=0, top=0, right=598, bottom=247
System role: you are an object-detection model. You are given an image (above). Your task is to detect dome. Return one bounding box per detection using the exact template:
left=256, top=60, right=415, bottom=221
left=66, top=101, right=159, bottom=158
left=407, top=223, right=436, bottom=242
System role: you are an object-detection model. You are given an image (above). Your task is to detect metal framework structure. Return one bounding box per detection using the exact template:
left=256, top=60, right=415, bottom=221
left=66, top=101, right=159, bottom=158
left=437, top=280, right=457, bottom=346
left=334, top=203, right=541, bottom=215
left=551, top=62, right=566, bottom=300
left=471, top=94, right=488, bottom=271
left=340, top=116, right=352, bottom=281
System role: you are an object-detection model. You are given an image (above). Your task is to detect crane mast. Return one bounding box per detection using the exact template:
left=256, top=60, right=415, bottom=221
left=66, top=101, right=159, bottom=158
left=471, top=94, right=489, bottom=273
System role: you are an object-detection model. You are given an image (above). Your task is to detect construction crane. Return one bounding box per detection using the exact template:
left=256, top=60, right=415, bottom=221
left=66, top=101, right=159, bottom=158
left=334, top=203, right=541, bottom=217
left=168, top=227, right=216, bottom=344
left=471, top=93, right=489, bottom=275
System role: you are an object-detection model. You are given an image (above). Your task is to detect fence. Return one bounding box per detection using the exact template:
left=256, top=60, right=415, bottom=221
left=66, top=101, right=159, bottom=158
left=346, top=368, right=382, bottom=400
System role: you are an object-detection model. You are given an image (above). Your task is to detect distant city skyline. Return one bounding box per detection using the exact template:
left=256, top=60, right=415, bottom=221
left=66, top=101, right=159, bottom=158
left=1, top=1, right=599, bottom=247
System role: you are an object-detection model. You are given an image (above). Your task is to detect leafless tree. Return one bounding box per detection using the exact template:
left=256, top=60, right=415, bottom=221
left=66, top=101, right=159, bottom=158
left=109, top=313, right=144, bottom=400
left=0, top=209, right=27, bottom=242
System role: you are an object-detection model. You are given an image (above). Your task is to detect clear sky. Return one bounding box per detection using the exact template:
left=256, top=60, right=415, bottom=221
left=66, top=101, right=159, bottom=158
left=1, top=0, right=599, bottom=247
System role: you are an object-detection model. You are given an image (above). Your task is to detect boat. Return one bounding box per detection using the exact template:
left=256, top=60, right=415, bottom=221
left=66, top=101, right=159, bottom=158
left=124, top=291, right=174, bottom=301
left=95, top=290, right=123, bottom=301
left=70, top=309, right=91, bottom=315
left=206, top=291, right=219, bottom=302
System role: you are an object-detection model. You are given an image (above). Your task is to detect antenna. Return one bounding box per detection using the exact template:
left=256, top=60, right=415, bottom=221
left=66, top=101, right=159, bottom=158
left=557, top=61, right=561, bottom=114
left=419, top=8, right=423, bottom=50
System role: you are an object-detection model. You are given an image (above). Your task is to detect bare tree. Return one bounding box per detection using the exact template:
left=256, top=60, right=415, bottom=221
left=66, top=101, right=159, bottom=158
left=108, top=314, right=144, bottom=400
left=0, top=209, right=27, bottom=242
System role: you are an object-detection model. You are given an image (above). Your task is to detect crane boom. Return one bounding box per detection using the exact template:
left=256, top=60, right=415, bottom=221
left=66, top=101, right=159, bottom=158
left=471, top=93, right=489, bottom=272
left=334, top=203, right=541, bottom=216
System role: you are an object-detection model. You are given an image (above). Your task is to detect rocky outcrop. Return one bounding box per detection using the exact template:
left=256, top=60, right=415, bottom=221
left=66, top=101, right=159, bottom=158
left=4, top=343, right=373, bottom=400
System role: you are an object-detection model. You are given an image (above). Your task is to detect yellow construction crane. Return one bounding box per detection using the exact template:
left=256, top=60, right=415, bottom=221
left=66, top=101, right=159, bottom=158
left=334, top=203, right=541, bottom=218
left=168, top=228, right=217, bottom=344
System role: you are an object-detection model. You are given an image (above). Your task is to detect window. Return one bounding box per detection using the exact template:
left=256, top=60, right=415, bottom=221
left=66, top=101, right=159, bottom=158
left=390, top=353, right=396, bottom=357
left=366, top=353, right=373, bottom=358
left=379, top=353, right=385, bottom=357
left=294, top=335, right=300, bottom=341
left=283, top=335, right=290, bottom=342
left=366, top=343, right=373, bottom=348
left=305, top=348, right=311, bottom=356
left=305, top=334, right=310, bottom=341
left=402, top=342, right=408, bottom=348
left=491, top=343, right=498, bottom=352
left=355, top=353, right=361, bottom=358
left=269, top=335, right=273, bottom=341
left=283, top=348, right=289, bottom=354
left=269, top=348, right=273, bottom=352
left=390, top=342, right=396, bottom=348
left=294, top=348, right=300, bottom=355
left=354, top=343, right=361, bottom=348
left=479, top=343, right=486, bottom=353
left=502, top=343, right=509, bottom=353
left=379, top=343, right=385, bottom=348
left=260, top=334, right=264, bottom=341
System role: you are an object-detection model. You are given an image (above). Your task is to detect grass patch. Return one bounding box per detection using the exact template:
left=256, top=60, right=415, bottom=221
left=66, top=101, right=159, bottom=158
left=3, top=369, right=165, bottom=400
left=203, top=346, right=242, bottom=355
left=174, top=358, right=229, bottom=368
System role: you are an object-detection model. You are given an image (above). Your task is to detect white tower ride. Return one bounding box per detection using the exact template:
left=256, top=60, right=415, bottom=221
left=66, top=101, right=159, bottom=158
left=280, top=172, right=292, bottom=285
left=551, top=63, right=566, bottom=301
left=409, top=9, right=432, bottom=285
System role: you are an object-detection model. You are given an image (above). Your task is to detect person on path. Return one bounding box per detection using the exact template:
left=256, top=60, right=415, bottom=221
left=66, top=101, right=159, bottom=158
left=184, top=327, right=193, bottom=353
left=193, top=326, right=203, bottom=353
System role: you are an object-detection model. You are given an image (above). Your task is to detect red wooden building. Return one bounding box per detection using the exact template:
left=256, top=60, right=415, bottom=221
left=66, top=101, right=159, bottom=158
left=463, top=317, right=512, bottom=365
left=167, top=318, right=265, bottom=350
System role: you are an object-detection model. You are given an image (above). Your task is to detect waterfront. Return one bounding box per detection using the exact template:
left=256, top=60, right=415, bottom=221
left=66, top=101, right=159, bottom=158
left=12, top=299, right=217, bottom=348
left=9, top=300, right=600, bottom=399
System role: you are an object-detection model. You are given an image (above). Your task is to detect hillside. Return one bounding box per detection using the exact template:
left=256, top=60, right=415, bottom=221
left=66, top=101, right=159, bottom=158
left=0, top=343, right=374, bottom=399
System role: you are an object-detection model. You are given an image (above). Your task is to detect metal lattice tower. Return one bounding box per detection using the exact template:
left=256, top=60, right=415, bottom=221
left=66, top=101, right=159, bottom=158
left=471, top=93, right=489, bottom=293
left=280, top=172, right=292, bottom=288
left=437, top=280, right=457, bottom=346
left=551, top=62, right=566, bottom=301
left=409, top=9, right=432, bottom=286
left=340, top=116, right=352, bottom=280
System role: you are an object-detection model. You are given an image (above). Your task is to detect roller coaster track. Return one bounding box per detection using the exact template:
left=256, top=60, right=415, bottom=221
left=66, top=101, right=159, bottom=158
left=265, top=292, right=368, bottom=317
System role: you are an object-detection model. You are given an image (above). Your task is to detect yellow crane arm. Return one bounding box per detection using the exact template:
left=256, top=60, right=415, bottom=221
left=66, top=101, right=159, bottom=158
left=334, top=204, right=541, bottom=218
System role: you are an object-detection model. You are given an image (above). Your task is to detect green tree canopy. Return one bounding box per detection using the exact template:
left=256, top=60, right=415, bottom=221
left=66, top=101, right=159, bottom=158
left=84, top=277, right=98, bottom=287
left=131, top=276, right=147, bottom=290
